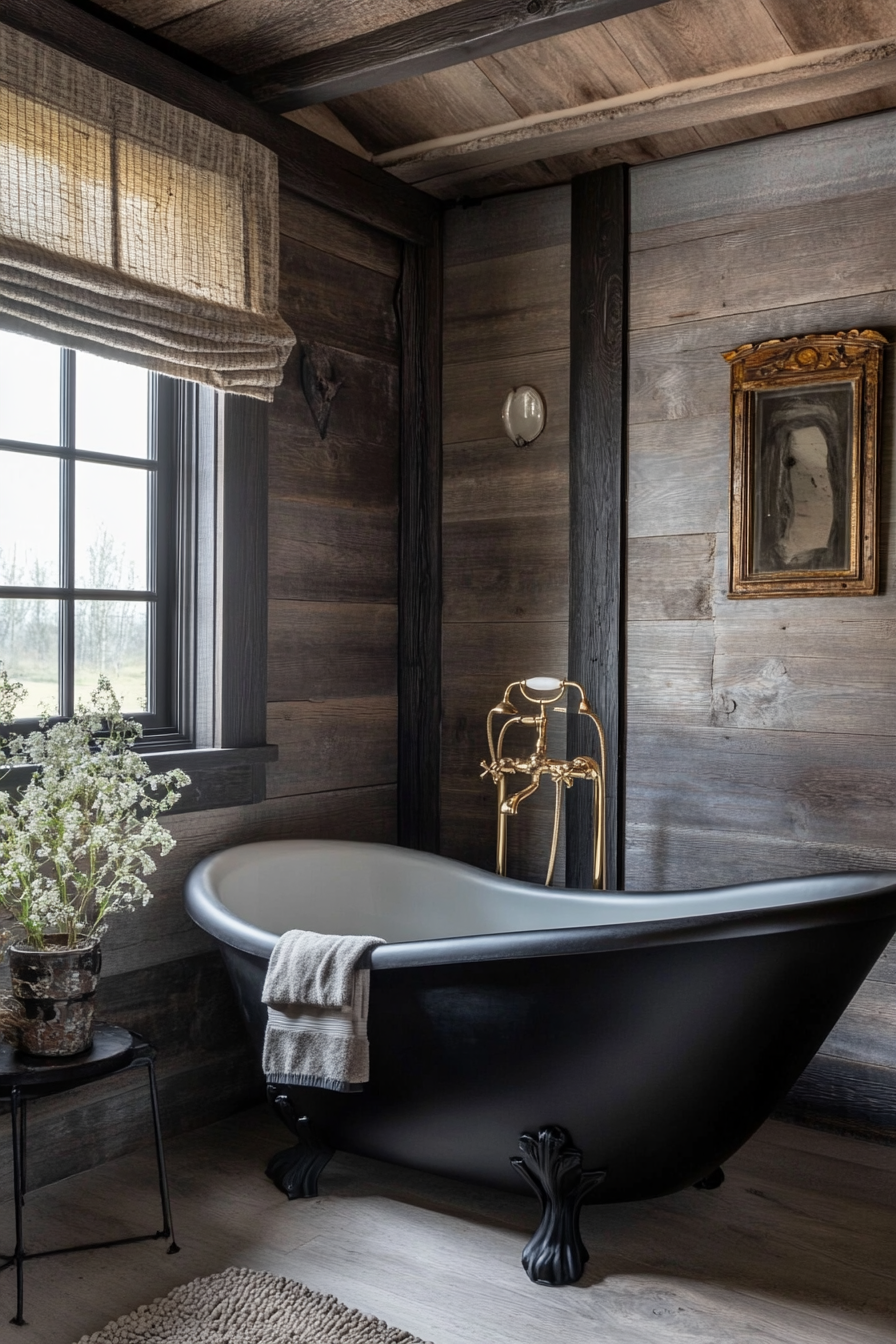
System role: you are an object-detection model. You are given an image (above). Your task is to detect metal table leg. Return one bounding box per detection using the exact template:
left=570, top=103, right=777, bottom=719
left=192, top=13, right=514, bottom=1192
left=10, top=1088, right=25, bottom=1327
left=141, top=1058, right=179, bottom=1254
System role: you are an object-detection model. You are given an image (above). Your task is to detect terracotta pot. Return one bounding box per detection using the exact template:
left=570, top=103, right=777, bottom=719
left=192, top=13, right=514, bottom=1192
left=8, top=938, right=102, bottom=1056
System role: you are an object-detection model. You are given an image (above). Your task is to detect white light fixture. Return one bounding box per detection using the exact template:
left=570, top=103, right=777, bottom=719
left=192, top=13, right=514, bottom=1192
left=501, top=385, right=545, bottom=446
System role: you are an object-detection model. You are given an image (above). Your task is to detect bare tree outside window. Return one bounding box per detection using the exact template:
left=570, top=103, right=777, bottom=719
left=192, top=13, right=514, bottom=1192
left=0, top=332, right=156, bottom=718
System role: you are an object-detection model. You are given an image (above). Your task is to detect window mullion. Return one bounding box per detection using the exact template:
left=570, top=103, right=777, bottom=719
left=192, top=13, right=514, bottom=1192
left=59, top=349, right=76, bottom=718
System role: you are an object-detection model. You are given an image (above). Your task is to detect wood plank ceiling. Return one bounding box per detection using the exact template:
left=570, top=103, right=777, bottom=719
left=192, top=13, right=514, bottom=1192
left=90, top=0, right=896, bottom=199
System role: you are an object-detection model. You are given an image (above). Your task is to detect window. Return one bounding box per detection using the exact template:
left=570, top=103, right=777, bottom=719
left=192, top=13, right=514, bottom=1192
left=0, top=330, right=175, bottom=727
left=0, top=326, right=272, bottom=804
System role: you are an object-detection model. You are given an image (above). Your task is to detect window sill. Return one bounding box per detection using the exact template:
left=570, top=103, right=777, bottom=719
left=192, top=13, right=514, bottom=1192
left=146, top=745, right=279, bottom=813
left=0, top=744, right=279, bottom=814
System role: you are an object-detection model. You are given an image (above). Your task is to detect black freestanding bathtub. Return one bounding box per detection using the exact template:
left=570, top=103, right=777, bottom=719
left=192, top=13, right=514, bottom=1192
left=185, top=840, right=896, bottom=1285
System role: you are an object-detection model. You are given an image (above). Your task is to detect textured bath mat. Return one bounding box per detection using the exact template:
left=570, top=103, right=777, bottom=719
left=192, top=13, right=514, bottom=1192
left=75, top=1266, right=431, bottom=1344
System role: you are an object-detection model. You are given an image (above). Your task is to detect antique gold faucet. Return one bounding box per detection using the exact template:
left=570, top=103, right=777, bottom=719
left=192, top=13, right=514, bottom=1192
left=480, top=677, right=606, bottom=890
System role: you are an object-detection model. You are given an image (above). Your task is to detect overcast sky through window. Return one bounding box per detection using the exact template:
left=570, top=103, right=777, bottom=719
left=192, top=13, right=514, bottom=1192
left=0, top=330, right=151, bottom=716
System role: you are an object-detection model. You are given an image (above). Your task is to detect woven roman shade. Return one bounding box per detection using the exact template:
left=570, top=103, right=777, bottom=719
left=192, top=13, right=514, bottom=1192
left=0, top=24, right=294, bottom=399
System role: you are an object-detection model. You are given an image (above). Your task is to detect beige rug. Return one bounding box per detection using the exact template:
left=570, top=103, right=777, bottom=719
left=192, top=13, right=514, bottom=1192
left=75, top=1266, right=431, bottom=1344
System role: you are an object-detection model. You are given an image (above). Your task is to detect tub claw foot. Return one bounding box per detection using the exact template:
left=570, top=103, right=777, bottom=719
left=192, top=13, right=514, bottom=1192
left=511, top=1125, right=605, bottom=1286
left=694, top=1167, right=725, bottom=1190
left=265, top=1087, right=334, bottom=1199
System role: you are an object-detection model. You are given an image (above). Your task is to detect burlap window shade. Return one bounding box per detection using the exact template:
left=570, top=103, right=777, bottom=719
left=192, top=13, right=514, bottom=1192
left=0, top=25, right=295, bottom=399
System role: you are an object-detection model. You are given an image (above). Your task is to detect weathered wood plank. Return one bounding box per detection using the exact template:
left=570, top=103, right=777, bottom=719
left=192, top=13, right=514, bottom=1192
left=397, top=231, right=443, bottom=853
left=165, top=759, right=264, bottom=812
left=266, top=696, right=398, bottom=797
left=443, top=349, right=570, bottom=445
left=601, top=0, right=792, bottom=85
left=628, top=533, right=716, bottom=621
left=270, top=428, right=399, bottom=511
left=630, top=104, right=896, bottom=234
left=781, top=1052, right=896, bottom=1146
left=443, top=436, right=568, bottom=523
left=269, top=350, right=398, bottom=509
left=627, top=621, right=714, bottom=726
left=279, top=236, right=399, bottom=365
left=268, top=601, right=397, bottom=701
left=0, top=0, right=437, bottom=244
left=626, top=724, right=896, bottom=853
left=628, top=415, right=729, bottom=536
left=443, top=515, right=568, bottom=622
left=630, top=185, right=896, bottom=330
left=268, top=498, right=398, bottom=604
left=382, top=42, right=896, bottom=185
left=629, top=290, right=896, bottom=425
left=443, top=244, right=570, bottom=364
left=443, top=187, right=571, bottom=267
left=763, top=0, right=896, bottom=52
left=279, top=189, right=401, bottom=278
left=330, top=61, right=520, bottom=158
left=710, top=618, right=896, bottom=734
left=567, top=165, right=627, bottom=889
left=475, top=21, right=646, bottom=118
left=624, top=820, right=896, bottom=894
left=820, top=979, right=896, bottom=1071
left=92, top=953, right=250, bottom=1059
left=867, top=934, right=896, bottom=987
left=233, top=0, right=661, bottom=111
left=442, top=619, right=570, bottom=683
left=167, top=781, right=398, bottom=849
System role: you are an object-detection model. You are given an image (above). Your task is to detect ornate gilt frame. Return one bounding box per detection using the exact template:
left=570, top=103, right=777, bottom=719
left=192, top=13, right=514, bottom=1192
left=722, top=329, right=886, bottom=599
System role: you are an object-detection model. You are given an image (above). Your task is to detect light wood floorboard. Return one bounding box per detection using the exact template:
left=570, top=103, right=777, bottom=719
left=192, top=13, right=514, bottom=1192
left=4, top=1106, right=896, bottom=1344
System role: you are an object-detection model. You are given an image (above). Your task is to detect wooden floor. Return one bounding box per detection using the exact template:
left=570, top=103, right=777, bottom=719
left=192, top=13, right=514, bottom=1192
left=4, top=1105, right=896, bottom=1344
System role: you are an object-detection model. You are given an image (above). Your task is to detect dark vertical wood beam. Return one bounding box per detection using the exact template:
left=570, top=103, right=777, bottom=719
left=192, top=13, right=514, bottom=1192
left=567, top=165, right=628, bottom=891
left=218, top=395, right=269, bottom=764
left=397, top=224, right=443, bottom=851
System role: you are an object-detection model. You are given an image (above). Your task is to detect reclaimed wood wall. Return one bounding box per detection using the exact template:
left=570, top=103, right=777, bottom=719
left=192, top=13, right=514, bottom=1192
left=441, top=106, right=896, bottom=1140
left=441, top=189, right=571, bottom=884
left=627, top=109, right=896, bottom=1140
left=0, top=191, right=401, bottom=1201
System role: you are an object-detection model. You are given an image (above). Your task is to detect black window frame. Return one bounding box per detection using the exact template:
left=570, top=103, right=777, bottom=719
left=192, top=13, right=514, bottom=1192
left=0, top=347, right=176, bottom=733
left=0, top=330, right=275, bottom=810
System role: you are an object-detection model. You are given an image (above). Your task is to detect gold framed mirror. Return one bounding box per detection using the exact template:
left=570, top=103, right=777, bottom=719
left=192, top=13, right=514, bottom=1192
left=722, top=329, right=885, bottom=599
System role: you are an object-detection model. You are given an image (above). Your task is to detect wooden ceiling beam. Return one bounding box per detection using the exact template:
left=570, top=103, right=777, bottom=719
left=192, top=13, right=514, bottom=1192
left=233, top=0, right=663, bottom=113
left=375, top=38, right=896, bottom=191
left=0, top=0, right=438, bottom=244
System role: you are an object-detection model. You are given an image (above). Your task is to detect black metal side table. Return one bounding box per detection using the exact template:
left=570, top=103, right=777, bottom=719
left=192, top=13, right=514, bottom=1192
left=0, top=1023, right=179, bottom=1327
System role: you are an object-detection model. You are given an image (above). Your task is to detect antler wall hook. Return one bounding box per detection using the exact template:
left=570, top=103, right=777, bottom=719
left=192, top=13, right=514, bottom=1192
left=480, top=677, right=606, bottom=890
left=299, top=342, right=343, bottom=439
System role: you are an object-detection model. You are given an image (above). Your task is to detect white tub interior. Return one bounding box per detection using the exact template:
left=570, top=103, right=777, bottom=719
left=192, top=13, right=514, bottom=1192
left=204, top=840, right=893, bottom=943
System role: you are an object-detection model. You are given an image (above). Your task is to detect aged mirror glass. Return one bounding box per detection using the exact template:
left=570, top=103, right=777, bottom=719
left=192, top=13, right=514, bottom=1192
left=723, top=331, right=884, bottom=599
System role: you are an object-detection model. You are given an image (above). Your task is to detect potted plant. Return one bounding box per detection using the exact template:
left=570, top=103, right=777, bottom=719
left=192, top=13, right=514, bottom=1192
left=0, top=666, right=188, bottom=1057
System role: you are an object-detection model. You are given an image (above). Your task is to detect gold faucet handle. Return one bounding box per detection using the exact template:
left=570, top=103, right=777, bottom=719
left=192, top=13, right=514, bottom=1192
left=480, top=758, right=514, bottom=783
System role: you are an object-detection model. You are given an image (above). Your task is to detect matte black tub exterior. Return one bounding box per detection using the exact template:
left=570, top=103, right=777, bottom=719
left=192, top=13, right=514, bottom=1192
left=185, top=840, right=896, bottom=1284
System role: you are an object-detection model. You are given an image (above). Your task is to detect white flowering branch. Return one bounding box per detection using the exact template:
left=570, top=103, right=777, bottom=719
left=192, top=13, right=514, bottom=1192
left=0, top=669, right=189, bottom=950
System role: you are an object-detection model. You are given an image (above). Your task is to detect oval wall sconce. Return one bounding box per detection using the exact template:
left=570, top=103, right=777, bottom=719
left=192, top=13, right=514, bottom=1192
left=501, top=385, right=545, bottom=446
